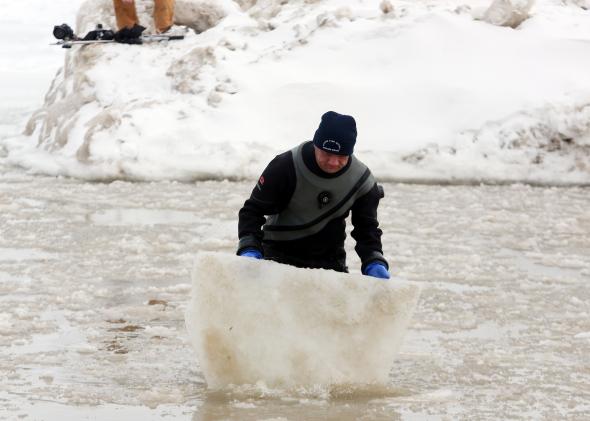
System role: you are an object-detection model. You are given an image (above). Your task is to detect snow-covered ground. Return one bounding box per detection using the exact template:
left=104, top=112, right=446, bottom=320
left=1, top=0, right=590, bottom=184
left=0, top=0, right=86, bottom=143
left=1, top=176, right=589, bottom=419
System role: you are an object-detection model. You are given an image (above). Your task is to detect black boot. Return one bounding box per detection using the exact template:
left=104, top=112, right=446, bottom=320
left=114, top=24, right=146, bottom=44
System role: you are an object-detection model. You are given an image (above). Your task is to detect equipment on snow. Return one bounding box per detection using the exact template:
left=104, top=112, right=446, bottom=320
left=53, top=23, right=75, bottom=41
left=52, top=23, right=114, bottom=41
left=113, top=24, right=146, bottom=44
left=83, top=23, right=115, bottom=41
left=51, top=23, right=184, bottom=48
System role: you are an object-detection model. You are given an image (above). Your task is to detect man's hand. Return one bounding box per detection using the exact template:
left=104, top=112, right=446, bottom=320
left=363, top=262, right=390, bottom=279
left=239, top=248, right=263, bottom=259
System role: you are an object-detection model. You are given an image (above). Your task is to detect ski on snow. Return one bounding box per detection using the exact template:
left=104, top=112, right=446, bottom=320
left=51, top=23, right=184, bottom=48
left=53, top=34, right=185, bottom=48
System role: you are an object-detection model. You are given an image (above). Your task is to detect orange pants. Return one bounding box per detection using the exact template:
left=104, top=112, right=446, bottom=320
left=113, top=0, right=175, bottom=33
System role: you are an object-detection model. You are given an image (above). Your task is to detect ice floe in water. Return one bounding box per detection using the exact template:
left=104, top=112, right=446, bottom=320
left=186, top=252, right=421, bottom=389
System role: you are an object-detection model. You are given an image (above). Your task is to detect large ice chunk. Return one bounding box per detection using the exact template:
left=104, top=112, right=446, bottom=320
left=186, top=252, right=421, bottom=388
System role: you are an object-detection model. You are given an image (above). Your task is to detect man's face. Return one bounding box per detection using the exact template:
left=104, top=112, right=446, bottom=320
left=314, top=146, right=350, bottom=174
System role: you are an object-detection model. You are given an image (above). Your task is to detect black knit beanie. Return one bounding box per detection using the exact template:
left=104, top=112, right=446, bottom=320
left=312, top=111, right=357, bottom=156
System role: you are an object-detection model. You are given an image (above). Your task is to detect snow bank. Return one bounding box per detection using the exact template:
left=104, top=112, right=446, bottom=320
left=0, top=0, right=87, bottom=142
left=2, top=0, right=590, bottom=184
left=185, top=252, right=421, bottom=388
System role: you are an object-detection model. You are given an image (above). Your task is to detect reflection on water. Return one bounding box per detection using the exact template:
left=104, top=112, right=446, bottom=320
left=89, top=208, right=201, bottom=226
left=192, top=385, right=416, bottom=421
left=0, top=247, right=56, bottom=261
left=9, top=311, right=86, bottom=354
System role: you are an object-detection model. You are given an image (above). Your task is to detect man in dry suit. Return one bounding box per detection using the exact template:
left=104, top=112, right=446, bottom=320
left=237, top=111, right=390, bottom=279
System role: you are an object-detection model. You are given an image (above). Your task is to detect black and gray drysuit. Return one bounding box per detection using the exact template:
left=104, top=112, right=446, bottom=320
left=237, top=141, right=389, bottom=273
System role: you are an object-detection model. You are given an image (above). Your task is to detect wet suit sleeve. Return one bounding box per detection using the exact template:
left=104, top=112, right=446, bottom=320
left=237, top=151, right=296, bottom=255
left=350, top=183, right=389, bottom=272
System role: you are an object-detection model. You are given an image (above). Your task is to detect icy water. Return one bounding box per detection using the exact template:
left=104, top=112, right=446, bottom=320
left=1, top=170, right=589, bottom=420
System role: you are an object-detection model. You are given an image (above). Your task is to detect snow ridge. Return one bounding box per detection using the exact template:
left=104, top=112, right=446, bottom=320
left=2, top=0, right=590, bottom=185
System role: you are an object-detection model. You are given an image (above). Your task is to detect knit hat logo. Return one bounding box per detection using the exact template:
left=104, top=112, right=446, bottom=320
left=312, top=111, right=357, bottom=156
left=322, top=140, right=341, bottom=153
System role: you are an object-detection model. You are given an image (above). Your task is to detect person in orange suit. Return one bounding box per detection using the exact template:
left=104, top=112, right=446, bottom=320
left=113, top=0, right=175, bottom=34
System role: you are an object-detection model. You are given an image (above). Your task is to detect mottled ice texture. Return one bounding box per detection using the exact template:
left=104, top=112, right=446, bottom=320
left=1, top=175, right=589, bottom=419
left=186, top=252, right=420, bottom=388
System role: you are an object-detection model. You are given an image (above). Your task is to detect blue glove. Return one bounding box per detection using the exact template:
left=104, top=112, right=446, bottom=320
left=239, top=248, right=263, bottom=259
left=363, top=262, right=390, bottom=279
